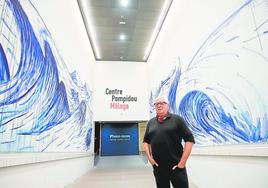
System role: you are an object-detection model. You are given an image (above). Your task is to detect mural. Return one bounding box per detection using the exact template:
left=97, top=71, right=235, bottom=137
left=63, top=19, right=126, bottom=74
left=150, top=0, right=268, bottom=145
left=0, top=0, right=93, bottom=152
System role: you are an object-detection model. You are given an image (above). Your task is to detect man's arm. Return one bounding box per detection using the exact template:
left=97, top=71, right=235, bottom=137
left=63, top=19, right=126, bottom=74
left=143, top=142, right=158, bottom=166
left=173, top=141, right=193, bottom=169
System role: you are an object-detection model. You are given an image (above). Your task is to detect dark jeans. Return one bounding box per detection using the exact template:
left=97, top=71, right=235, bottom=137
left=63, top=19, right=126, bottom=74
left=153, top=165, right=189, bottom=188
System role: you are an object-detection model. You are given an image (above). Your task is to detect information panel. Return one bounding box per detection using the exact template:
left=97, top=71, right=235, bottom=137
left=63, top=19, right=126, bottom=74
left=101, top=123, right=139, bottom=156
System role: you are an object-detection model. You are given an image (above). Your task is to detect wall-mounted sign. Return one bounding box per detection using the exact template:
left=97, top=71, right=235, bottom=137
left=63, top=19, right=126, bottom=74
left=101, top=123, right=139, bottom=156
left=105, top=88, right=138, bottom=111
left=93, top=62, right=150, bottom=121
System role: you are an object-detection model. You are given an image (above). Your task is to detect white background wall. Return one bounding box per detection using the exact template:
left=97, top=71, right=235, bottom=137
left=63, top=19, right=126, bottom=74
left=93, top=61, right=150, bottom=121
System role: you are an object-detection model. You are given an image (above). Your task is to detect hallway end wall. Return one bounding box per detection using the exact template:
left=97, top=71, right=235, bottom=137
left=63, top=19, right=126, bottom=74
left=93, top=61, right=149, bottom=122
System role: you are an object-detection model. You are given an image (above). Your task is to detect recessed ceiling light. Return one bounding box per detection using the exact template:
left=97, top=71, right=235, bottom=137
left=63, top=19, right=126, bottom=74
left=119, top=34, right=126, bottom=41
left=119, top=21, right=126, bottom=25
left=120, top=0, right=129, bottom=7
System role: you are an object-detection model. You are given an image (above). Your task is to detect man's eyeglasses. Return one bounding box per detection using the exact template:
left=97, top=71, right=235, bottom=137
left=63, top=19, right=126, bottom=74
left=154, top=102, right=167, bottom=106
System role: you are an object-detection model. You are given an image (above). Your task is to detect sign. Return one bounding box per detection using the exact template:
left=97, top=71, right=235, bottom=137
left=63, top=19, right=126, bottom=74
left=105, top=88, right=138, bottom=111
left=101, top=123, right=139, bottom=156
left=93, top=62, right=150, bottom=121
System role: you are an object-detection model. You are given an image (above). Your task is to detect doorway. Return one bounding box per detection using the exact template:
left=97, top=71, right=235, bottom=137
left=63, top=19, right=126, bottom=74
left=101, top=122, right=139, bottom=156
left=94, top=122, right=100, bottom=155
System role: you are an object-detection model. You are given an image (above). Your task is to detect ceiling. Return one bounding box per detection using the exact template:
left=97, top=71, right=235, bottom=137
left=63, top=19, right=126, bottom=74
left=77, top=0, right=173, bottom=62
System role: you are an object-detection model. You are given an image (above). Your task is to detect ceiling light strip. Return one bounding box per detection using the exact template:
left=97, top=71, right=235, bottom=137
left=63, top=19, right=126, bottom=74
left=77, top=0, right=101, bottom=59
left=120, top=0, right=129, bottom=8
left=143, top=0, right=172, bottom=61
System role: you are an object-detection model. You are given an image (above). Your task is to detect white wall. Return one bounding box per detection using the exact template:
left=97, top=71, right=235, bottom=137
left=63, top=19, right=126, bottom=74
left=0, top=0, right=96, bottom=187
left=93, top=61, right=150, bottom=121
left=0, top=0, right=95, bottom=153
left=147, top=0, right=268, bottom=187
left=0, top=154, right=94, bottom=188
left=188, top=154, right=268, bottom=188
left=187, top=144, right=268, bottom=188
left=2, top=0, right=267, bottom=188
left=30, top=0, right=95, bottom=84
left=147, top=0, right=247, bottom=87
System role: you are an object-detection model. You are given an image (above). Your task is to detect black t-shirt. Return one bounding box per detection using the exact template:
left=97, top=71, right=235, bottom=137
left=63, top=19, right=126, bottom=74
left=143, top=113, right=195, bottom=167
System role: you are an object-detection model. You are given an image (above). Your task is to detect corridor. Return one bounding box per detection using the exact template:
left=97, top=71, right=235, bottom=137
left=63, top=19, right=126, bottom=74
left=66, top=155, right=197, bottom=188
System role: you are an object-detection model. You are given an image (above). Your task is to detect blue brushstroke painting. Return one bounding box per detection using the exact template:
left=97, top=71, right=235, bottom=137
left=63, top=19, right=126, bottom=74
left=0, top=0, right=93, bottom=152
left=150, top=0, right=268, bottom=145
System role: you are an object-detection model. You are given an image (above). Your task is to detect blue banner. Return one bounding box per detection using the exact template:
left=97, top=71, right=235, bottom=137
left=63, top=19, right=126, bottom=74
left=101, top=123, right=139, bottom=156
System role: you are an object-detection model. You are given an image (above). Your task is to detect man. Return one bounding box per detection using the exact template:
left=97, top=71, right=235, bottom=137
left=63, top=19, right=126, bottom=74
left=143, top=96, right=195, bottom=188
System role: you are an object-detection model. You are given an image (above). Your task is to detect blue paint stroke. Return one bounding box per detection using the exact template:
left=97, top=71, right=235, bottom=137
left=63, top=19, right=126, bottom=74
left=150, top=0, right=268, bottom=145
left=0, top=0, right=93, bottom=152
left=179, top=90, right=267, bottom=144
left=0, top=44, right=10, bottom=84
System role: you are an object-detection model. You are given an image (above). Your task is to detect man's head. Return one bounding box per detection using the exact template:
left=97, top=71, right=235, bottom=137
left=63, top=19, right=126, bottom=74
left=154, top=96, right=169, bottom=117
